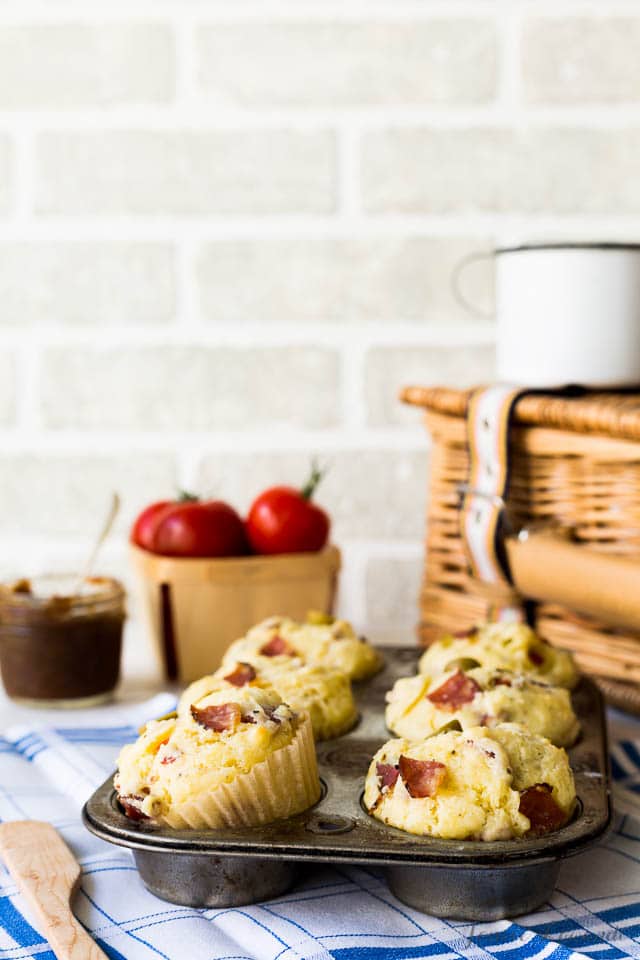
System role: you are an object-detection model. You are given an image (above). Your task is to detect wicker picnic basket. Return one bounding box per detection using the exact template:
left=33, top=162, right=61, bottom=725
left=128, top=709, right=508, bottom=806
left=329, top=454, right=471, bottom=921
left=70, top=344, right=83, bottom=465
left=401, top=386, right=640, bottom=712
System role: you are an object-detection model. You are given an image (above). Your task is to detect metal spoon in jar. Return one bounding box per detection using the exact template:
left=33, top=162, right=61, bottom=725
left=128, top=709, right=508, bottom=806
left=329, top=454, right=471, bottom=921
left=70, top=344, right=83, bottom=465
left=74, top=492, right=120, bottom=592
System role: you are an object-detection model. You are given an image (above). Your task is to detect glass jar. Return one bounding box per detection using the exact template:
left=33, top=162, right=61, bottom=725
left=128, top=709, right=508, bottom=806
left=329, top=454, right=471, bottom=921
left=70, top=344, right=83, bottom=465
left=0, top=575, right=126, bottom=708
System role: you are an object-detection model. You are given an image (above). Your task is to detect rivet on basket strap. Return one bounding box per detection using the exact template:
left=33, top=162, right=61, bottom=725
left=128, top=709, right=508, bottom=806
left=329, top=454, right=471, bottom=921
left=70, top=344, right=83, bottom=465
left=461, top=384, right=529, bottom=623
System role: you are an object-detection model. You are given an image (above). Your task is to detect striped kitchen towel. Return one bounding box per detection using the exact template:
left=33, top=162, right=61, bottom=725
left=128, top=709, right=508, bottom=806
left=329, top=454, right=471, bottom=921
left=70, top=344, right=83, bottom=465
left=0, top=700, right=639, bottom=960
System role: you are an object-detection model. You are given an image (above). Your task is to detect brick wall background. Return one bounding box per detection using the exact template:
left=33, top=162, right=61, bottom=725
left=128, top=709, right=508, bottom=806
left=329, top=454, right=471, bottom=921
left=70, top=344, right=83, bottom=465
left=1, top=0, right=639, bottom=662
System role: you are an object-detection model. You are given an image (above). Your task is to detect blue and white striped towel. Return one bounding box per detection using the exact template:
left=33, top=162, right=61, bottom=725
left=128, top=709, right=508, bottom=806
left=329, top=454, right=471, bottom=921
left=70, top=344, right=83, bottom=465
left=1, top=697, right=640, bottom=960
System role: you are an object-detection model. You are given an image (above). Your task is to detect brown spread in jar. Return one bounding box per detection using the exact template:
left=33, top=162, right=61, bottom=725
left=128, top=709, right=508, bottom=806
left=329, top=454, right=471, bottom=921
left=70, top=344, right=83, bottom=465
left=0, top=574, right=125, bottom=707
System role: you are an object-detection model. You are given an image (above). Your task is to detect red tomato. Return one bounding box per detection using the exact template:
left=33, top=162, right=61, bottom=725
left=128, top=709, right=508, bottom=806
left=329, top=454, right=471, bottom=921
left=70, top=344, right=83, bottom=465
left=131, top=496, right=248, bottom=558
left=130, top=500, right=172, bottom=551
left=246, top=464, right=330, bottom=555
left=153, top=501, right=248, bottom=558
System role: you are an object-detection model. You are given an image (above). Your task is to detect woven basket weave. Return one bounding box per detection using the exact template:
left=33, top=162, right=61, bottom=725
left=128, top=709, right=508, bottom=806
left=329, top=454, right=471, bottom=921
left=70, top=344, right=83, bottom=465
left=402, top=386, right=640, bottom=711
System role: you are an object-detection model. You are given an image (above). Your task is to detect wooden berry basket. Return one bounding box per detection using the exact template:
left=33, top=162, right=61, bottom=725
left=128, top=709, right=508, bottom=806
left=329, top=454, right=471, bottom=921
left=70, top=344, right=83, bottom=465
left=130, top=545, right=340, bottom=684
left=401, top=386, right=640, bottom=713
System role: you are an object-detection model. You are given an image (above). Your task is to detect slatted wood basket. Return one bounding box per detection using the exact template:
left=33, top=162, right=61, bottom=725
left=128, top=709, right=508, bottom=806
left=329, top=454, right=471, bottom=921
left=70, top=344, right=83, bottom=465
left=402, top=386, right=640, bottom=712
left=130, top=545, right=341, bottom=684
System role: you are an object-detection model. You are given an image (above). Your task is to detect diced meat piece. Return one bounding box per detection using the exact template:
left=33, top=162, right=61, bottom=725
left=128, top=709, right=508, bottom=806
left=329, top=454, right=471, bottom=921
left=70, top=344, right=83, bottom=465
left=528, top=648, right=545, bottom=666
left=240, top=705, right=282, bottom=725
left=376, top=762, right=399, bottom=790
left=264, top=704, right=282, bottom=724
left=492, top=675, right=512, bottom=688
left=160, top=755, right=177, bottom=765
left=398, top=756, right=447, bottom=798
left=427, top=670, right=481, bottom=711
left=119, top=795, right=149, bottom=821
left=224, top=662, right=257, bottom=687
left=260, top=635, right=294, bottom=657
left=191, top=702, right=242, bottom=732
left=519, top=783, right=567, bottom=835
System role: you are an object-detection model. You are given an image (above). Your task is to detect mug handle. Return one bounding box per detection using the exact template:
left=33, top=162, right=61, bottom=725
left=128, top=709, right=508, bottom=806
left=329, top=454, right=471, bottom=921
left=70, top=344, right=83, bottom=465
left=451, top=251, right=495, bottom=320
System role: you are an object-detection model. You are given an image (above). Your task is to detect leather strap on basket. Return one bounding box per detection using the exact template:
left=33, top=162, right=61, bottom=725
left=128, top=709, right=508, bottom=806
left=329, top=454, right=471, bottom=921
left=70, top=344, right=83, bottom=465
left=461, top=384, right=529, bottom=622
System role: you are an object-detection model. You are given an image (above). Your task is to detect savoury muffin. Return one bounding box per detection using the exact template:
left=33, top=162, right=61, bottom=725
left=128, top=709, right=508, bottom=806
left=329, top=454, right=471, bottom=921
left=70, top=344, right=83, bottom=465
left=418, top=622, right=578, bottom=689
left=364, top=723, right=575, bottom=841
left=178, top=659, right=358, bottom=741
left=222, top=614, right=383, bottom=682
left=386, top=668, right=579, bottom=747
left=115, top=685, right=320, bottom=829
left=177, top=662, right=271, bottom=720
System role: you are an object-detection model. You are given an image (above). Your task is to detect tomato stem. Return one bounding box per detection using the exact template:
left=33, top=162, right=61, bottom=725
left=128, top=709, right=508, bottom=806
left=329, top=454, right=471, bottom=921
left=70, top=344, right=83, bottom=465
left=300, top=460, right=326, bottom=500
left=177, top=489, right=200, bottom=503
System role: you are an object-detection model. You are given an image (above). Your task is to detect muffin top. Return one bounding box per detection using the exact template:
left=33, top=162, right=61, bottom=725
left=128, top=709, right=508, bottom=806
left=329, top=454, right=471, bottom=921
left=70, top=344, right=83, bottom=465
left=418, top=622, right=578, bottom=689
left=177, top=662, right=270, bottom=720
left=178, top=659, right=358, bottom=741
left=115, top=685, right=300, bottom=820
left=259, top=661, right=358, bottom=741
left=364, top=722, right=575, bottom=841
left=222, top=614, right=383, bottom=681
left=386, top=667, right=580, bottom=747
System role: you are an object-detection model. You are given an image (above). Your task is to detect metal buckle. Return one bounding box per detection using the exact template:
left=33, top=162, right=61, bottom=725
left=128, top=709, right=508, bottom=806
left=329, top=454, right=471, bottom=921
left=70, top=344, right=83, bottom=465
left=456, top=484, right=505, bottom=509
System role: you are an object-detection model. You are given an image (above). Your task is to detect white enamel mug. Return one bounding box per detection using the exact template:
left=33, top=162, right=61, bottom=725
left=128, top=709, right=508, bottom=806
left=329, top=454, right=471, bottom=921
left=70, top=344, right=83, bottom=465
left=455, top=243, right=640, bottom=388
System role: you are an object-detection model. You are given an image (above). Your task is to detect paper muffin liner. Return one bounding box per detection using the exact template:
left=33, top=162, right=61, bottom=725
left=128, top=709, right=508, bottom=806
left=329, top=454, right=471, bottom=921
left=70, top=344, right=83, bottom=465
left=159, top=712, right=320, bottom=830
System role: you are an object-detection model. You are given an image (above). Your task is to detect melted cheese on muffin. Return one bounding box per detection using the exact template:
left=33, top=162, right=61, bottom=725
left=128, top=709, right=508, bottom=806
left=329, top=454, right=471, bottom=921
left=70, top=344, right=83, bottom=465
left=386, top=668, right=580, bottom=747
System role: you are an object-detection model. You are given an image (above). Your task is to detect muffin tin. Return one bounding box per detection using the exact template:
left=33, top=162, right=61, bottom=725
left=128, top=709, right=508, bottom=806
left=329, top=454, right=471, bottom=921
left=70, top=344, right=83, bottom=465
left=82, top=646, right=611, bottom=920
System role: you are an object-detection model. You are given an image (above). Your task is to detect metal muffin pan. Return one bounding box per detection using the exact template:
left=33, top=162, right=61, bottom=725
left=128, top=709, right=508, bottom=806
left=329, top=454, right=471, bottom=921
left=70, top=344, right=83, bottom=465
left=83, top=647, right=612, bottom=920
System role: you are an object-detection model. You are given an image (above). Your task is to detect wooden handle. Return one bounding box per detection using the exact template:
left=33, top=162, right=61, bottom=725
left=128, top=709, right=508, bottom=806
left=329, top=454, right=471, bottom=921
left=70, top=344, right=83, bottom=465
left=0, top=821, right=108, bottom=960
left=505, top=531, right=640, bottom=632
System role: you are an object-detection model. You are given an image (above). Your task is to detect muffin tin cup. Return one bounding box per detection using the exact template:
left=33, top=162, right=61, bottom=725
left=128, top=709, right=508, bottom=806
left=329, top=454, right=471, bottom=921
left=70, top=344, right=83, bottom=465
left=83, top=647, right=612, bottom=920
left=386, top=860, right=561, bottom=921
left=133, top=849, right=297, bottom=908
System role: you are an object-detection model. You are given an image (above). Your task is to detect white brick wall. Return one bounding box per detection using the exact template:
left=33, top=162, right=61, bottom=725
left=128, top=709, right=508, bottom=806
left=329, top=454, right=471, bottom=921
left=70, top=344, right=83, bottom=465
left=0, top=242, right=175, bottom=325
left=1, top=1, right=639, bottom=650
left=195, top=20, right=499, bottom=106
left=0, top=24, right=174, bottom=107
